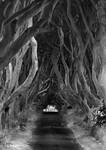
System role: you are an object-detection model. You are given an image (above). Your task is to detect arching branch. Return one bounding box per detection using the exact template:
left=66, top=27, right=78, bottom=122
left=1, top=36, right=38, bottom=112
left=4, top=1, right=40, bottom=25
left=0, top=23, right=49, bottom=70
left=75, top=0, right=94, bottom=43
left=17, top=1, right=50, bottom=28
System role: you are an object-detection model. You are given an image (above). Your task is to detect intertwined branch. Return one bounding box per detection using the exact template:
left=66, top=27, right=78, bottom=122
left=0, top=0, right=106, bottom=130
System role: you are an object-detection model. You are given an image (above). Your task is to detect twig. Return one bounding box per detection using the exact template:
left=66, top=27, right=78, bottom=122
left=37, top=84, right=50, bottom=95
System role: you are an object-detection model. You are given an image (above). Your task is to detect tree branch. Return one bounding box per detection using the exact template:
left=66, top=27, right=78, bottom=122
left=1, top=36, right=38, bottom=112
left=17, top=1, right=50, bottom=28
left=51, top=48, right=64, bottom=90
left=0, top=24, right=49, bottom=70
left=58, top=27, right=70, bottom=87
left=75, top=0, right=94, bottom=43
left=48, top=0, right=60, bottom=23
left=66, top=0, right=85, bottom=62
left=4, top=1, right=40, bottom=25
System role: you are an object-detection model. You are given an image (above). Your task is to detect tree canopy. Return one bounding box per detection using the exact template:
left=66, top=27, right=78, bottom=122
left=0, top=0, right=106, bottom=130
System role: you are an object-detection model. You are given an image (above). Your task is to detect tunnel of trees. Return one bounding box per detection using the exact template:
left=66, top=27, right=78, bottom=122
left=0, top=0, right=106, bottom=142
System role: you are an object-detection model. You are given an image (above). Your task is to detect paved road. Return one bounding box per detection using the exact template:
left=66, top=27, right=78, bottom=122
left=29, top=112, right=84, bottom=150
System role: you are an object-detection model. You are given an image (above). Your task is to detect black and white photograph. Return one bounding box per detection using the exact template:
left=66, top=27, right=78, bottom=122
left=0, top=0, right=106, bottom=149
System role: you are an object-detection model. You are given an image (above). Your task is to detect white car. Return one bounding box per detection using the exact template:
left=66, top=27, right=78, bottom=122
left=43, top=105, right=58, bottom=112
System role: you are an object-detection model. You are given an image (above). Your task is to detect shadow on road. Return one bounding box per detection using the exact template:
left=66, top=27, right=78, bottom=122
left=29, top=112, right=84, bottom=150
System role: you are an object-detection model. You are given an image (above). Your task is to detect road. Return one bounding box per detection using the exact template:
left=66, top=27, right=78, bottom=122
left=29, top=112, right=84, bottom=150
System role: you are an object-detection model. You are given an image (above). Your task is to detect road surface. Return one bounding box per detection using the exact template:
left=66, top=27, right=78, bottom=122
left=29, top=112, right=84, bottom=150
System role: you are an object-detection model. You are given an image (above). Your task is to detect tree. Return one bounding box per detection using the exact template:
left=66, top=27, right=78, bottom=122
left=0, top=0, right=106, bottom=131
